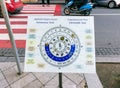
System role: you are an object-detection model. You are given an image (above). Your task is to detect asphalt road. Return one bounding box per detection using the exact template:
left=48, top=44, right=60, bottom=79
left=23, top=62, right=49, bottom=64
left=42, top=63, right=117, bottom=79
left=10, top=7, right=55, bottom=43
left=62, top=6, right=120, bottom=48
left=1, top=5, right=120, bottom=57
left=92, top=7, right=120, bottom=48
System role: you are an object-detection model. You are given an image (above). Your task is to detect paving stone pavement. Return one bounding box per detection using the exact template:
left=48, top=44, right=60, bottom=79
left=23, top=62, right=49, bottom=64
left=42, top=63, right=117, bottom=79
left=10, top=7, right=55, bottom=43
left=0, top=62, right=86, bottom=88
left=1, top=46, right=120, bottom=88
left=1, top=47, right=120, bottom=88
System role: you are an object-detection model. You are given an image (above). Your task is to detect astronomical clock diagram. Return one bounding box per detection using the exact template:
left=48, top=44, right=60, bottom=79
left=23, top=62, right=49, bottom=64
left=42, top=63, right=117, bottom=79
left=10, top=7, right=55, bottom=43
left=40, top=26, right=81, bottom=67
left=24, top=16, right=96, bottom=73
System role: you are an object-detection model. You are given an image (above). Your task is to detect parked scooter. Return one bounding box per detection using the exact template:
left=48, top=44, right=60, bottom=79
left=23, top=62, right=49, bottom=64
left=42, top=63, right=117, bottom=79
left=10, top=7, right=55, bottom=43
left=64, top=0, right=93, bottom=16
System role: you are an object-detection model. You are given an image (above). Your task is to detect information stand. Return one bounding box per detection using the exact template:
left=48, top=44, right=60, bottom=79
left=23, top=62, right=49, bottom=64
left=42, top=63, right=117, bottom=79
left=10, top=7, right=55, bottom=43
left=25, top=16, right=95, bottom=88
left=0, top=0, right=22, bottom=74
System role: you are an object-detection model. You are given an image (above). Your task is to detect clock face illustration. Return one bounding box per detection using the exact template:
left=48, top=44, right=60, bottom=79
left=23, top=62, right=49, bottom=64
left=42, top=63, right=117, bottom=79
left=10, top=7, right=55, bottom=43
left=40, top=26, right=81, bottom=67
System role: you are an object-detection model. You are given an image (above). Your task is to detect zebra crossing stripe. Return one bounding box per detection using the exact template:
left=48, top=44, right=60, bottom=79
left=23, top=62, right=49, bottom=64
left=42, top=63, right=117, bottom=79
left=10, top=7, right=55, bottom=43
left=0, top=29, right=26, bottom=33
left=0, top=34, right=26, bottom=40
left=0, top=40, right=26, bottom=48
left=0, top=4, right=61, bottom=48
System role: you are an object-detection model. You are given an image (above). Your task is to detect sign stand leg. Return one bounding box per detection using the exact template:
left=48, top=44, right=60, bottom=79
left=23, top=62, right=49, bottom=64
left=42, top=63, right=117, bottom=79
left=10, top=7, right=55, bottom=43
left=59, top=73, right=63, bottom=88
left=0, top=0, right=22, bottom=75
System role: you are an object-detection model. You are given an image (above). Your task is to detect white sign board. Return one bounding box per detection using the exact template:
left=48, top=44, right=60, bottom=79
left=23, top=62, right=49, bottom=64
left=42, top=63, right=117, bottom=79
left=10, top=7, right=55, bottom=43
left=24, top=16, right=96, bottom=73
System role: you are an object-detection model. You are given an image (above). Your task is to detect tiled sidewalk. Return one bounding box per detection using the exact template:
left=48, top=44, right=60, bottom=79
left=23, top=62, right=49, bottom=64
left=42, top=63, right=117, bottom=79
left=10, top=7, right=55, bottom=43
left=0, top=62, right=86, bottom=88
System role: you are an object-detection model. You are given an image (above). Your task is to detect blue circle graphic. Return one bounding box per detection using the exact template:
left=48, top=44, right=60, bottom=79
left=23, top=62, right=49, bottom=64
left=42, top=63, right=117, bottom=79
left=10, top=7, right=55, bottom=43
left=45, top=44, right=75, bottom=62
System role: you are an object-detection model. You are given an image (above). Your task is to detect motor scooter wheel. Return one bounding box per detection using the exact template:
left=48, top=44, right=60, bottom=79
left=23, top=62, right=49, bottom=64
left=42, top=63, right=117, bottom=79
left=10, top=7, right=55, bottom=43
left=64, top=7, right=70, bottom=15
left=83, top=9, right=91, bottom=16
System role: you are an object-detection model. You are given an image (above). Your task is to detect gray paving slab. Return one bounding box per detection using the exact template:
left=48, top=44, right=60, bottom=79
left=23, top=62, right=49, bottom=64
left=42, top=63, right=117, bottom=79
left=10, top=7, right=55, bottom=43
left=44, top=85, right=76, bottom=88
left=0, top=62, right=16, bottom=71
left=23, top=79, right=42, bottom=88
left=0, top=62, right=104, bottom=88
left=0, top=78, right=9, bottom=88
left=10, top=73, right=36, bottom=88
left=63, top=73, right=85, bottom=85
left=33, top=72, right=57, bottom=84
left=0, top=57, right=8, bottom=62
left=96, top=56, right=120, bottom=63
left=62, top=75, right=78, bottom=86
left=0, top=71, right=4, bottom=80
left=5, top=57, right=24, bottom=62
left=2, top=64, right=28, bottom=84
left=5, top=86, right=11, bottom=88
left=0, top=70, right=9, bottom=88
left=0, top=57, right=24, bottom=62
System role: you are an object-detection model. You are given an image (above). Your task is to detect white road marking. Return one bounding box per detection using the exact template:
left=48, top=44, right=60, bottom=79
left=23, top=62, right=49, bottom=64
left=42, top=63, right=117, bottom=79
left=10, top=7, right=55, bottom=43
left=13, top=14, right=54, bottom=16
left=21, top=10, right=54, bottom=13
left=91, top=13, right=120, bottom=16
left=0, top=25, right=27, bottom=29
left=0, top=34, right=26, bottom=40
left=0, top=18, right=27, bottom=21
left=0, top=4, right=56, bottom=41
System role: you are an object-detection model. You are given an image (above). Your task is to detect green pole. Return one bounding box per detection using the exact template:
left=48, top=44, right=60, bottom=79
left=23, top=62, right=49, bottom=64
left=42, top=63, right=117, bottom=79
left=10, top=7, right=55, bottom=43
left=0, top=0, right=22, bottom=75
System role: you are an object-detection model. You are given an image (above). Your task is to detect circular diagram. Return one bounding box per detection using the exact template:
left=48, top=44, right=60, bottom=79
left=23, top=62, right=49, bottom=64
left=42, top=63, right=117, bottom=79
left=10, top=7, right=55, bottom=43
left=40, top=25, right=81, bottom=67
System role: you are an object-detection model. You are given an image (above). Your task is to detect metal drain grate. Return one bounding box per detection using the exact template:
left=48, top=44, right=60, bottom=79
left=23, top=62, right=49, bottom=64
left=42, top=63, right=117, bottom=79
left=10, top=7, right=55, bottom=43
left=96, top=47, right=120, bottom=56
left=0, top=48, right=120, bottom=57
left=0, top=48, right=25, bottom=57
